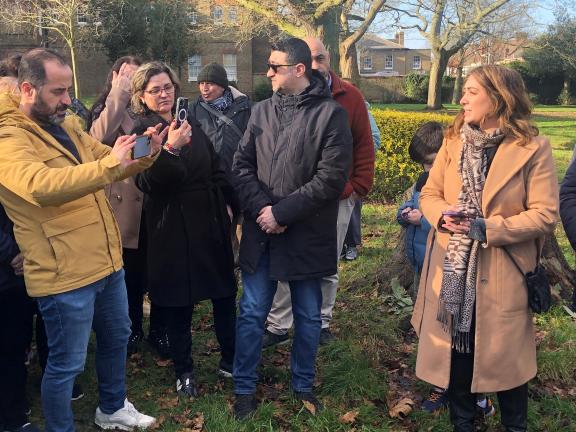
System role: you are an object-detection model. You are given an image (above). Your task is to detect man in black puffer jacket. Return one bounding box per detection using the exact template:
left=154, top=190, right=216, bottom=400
left=231, top=38, right=352, bottom=420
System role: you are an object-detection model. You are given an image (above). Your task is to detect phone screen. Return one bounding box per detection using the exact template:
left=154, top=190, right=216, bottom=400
left=132, top=135, right=151, bottom=159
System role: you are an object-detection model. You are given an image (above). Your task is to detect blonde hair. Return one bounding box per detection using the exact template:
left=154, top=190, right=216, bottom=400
left=0, top=76, right=19, bottom=95
left=130, top=61, right=180, bottom=114
left=448, top=65, right=538, bottom=146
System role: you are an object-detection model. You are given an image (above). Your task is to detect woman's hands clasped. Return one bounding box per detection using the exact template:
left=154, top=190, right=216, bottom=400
left=441, top=205, right=471, bottom=234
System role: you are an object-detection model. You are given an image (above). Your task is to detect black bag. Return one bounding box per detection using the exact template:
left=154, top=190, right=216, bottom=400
left=502, top=247, right=551, bottom=314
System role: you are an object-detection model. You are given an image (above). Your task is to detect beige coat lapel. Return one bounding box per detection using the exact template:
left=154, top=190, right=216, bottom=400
left=482, top=137, right=537, bottom=214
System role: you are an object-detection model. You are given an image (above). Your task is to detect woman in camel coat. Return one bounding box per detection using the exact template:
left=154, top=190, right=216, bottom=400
left=411, top=65, right=558, bottom=432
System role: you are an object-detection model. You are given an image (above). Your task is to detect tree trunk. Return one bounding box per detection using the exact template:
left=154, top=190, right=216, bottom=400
left=451, top=66, right=463, bottom=104
left=69, top=41, right=80, bottom=99
left=339, top=40, right=359, bottom=83
left=426, top=50, right=449, bottom=110
left=542, top=235, right=576, bottom=303
left=316, top=8, right=341, bottom=75
left=562, top=76, right=574, bottom=105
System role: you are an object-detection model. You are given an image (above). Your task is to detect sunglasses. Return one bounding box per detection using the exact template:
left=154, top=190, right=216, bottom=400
left=267, top=63, right=297, bottom=73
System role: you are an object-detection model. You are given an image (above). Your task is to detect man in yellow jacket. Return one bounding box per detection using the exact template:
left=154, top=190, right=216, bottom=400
left=0, top=48, right=160, bottom=431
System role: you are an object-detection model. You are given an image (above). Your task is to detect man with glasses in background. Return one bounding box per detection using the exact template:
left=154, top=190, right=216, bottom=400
left=231, top=38, right=352, bottom=420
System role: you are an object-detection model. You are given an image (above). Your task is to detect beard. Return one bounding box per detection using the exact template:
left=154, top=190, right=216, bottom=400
left=31, top=93, right=69, bottom=126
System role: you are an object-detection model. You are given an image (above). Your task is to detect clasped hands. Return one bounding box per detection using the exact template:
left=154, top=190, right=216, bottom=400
left=257, top=206, right=286, bottom=234
left=441, top=205, right=471, bottom=234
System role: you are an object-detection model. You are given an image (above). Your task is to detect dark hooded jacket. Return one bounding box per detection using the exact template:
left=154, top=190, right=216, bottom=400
left=0, top=204, right=24, bottom=293
left=232, top=71, right=353, bottom=280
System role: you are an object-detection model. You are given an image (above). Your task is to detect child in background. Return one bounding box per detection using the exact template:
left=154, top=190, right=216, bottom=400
left=397, top=122, right=495, bottom=417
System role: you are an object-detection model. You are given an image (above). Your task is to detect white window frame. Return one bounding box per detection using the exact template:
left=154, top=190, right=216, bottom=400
left=212, top=6, right=223, bottom=24
left=228, top=7, right=237, bottom=23
left=188, top=9, right=198, bottom=25
left=222, top=54, right=237, bottom=82
left=77, top=8, right=88, bottom=26
left=362, top=55, right=373, bottom=70
left=385, top=55, right=393, bottom=70
left=412, top=55, right=421, bottom=70
left=188, top=55, right=202, bottom=81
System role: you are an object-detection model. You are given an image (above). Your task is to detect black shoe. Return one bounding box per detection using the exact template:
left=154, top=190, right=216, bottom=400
left=176, top=372, right=198, bottom=399
left=127, top=331, right=143, bottom=356
left=262, top=329, right=290, bottom=348
left=71, top=383, right=84, bottom=401
left=294, top=391, right=323, bottom=413
left=148, top=329, right=170, bottom=359
left=5, top=423, right=41, bottom=432
left=319, top=328, right=336, bottom=345
left=234, top=394, right=257, bottom=420
left=218, top=358, right=233, bottom=379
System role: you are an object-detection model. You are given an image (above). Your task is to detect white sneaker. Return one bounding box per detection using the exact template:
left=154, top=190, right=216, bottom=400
left=94, top=399, right=156, bottom=431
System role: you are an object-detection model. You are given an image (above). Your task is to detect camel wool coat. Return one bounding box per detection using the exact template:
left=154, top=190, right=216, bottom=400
left=411, top=133, right=559, bottom=393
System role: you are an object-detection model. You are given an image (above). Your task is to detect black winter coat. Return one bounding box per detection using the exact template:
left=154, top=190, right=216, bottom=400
left=0, top=204, right=25, bottom=293
left=134, top=113, right=237, bottom=307
left=189, top=86, right=251, bottom=176
left=232, top=71, right=353, bottom=280
left=560, top=158, right=576, bottom=250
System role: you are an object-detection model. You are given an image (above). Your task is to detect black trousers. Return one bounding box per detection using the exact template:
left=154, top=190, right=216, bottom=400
left=447, top=313, right=528, bottom=432
left=163, top=294, right=236, bottom=377
left=0, top=286, right=34, bottom=429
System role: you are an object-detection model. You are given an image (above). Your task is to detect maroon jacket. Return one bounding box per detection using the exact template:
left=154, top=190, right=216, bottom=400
left=330, top=71, right=375, bottom=199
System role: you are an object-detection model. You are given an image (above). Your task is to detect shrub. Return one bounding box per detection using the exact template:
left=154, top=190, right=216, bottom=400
left=253, top=80, right=273, bottom=102
left=402, top=72, right=429, bottom=103
left=368, top=109, right=453, bottom=202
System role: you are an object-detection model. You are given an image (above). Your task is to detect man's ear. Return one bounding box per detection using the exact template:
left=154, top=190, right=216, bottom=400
left=295, top=63, right=306, bottom=78
left=20, top=81, right=35, bottom=99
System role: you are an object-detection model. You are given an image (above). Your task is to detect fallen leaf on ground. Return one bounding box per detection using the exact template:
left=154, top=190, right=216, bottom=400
left=155, top=358, right=172, bottom=367
left=340, top=410, right=359, bottom=424
left=388, top=397, right=414, bottom=418
left=158, top=396, right=179, bottom=409
left=302, top=400, right=317, bottom=415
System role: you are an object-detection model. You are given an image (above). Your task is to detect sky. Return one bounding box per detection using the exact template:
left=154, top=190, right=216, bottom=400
left=377, top=2, right=560, bottom=50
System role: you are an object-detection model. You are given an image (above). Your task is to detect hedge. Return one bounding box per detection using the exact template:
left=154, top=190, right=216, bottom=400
left=368, top=109, right=454, bottom=202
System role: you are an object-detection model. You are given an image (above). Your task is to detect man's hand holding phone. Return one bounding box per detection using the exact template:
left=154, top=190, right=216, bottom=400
left=441, top=206, right=471, bottom=234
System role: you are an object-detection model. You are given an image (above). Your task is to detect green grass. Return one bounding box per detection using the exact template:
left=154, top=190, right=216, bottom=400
left=373, top=103, right=576, bottom=114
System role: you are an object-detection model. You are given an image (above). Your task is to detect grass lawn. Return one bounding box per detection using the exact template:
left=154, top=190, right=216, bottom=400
left=26, top=202, right=576, bottom=431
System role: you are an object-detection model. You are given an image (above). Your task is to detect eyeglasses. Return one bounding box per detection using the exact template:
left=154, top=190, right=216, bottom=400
left=267, top=63, right=297, bottom=73
left=144, top=83, right=175, bottom=96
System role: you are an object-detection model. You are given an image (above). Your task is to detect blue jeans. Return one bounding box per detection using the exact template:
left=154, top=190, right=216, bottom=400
left=37, top=270, right=131, bottom=432
left=233, top=252, right=322, bottom=394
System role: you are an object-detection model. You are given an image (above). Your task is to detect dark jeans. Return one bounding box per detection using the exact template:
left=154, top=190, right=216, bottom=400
left=344, top=199, right=362, bottom=247
left=447, top=313, right=528, bottom=432
left=0, top=286, right=34, bottom=429
left=162, top=294, right=236, bottom=378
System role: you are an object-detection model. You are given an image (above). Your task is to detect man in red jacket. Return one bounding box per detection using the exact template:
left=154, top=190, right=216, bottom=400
left=264, top=37, right=375, bottom=346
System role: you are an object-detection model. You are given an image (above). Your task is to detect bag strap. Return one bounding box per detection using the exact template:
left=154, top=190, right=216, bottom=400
left=200, top=102, right=244, bottom=140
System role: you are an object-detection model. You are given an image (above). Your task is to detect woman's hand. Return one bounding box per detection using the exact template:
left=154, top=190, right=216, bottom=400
left=145, top=123, right=169, bottom=155
left=406, top=209, right=423, bottom=225
left=166, top=120, right=192, bottom=150
left=112, top=62, right=136, bottom=88
left=441, top=205, right=471, bottom=234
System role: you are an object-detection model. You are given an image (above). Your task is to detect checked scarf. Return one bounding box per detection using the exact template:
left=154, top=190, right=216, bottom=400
left=437, top=123, right=504, bottom=353
left=206, top=87, right=233, bottom=112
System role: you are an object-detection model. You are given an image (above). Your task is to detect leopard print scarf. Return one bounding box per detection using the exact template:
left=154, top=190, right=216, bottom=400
left=437, top=123, right=504, bottom=353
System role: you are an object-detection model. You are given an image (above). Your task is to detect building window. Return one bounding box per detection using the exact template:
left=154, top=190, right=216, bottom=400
left=385, top=55, right=393, bottom=70
left=212, top=6, right=223, bottom=24
left=188, top=9, right=198, bottom=25
left=77, top=8, right=88, bottom=26
left=188, top=55, right=202, bottom=81
left=362, top=56, right=373, bottom=70
left=223, top=54, right=237, bottom=82
left=412, top=55, right=421, bottom=70
left=228, top=7, right=237, bottom=23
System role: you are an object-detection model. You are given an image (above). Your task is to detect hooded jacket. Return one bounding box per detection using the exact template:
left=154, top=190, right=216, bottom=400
left=233, top=71, right=353, bottom=280
left=0, top=93, right=154, bottom=297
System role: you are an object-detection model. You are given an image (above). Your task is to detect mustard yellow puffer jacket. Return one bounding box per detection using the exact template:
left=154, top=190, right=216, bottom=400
left=0, top=93, right=153, bottom=297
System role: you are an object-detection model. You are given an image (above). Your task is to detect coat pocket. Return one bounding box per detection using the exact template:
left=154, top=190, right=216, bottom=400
left=41, top=207, right=106, bottom=280
left=497, top=248, right=529, bottom=314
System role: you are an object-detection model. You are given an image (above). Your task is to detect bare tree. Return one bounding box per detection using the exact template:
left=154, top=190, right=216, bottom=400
left=386, top=0, right=531, bottom=109
left=0, top=0, right=96, bottom=97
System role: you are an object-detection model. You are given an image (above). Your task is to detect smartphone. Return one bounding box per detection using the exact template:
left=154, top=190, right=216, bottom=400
left=175, top=97, right=189, bottom=128
left=132, top=135, right=151, bottom=159
left=442, top=210, right=468, bottom=218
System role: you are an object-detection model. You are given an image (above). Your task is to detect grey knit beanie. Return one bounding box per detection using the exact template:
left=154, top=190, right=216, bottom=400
left=197, top=62, right=228, bottom=88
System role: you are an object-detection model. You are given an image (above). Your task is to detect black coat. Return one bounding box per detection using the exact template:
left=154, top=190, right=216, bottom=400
left=560, top=158, right=576, bottom=250
left=134, top=113, right=237, bottom=307
left=232, top=71, right=353, bottom=280
left=0, top=204, right=24, bottom=293
left=189, top=86, right=251, bottom=176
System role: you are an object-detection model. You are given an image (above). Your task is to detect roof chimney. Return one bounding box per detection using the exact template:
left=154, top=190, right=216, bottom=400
left=395, top=31, right=404, bottom=47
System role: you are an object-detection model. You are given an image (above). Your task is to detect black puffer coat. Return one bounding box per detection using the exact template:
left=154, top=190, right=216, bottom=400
left=134, top=113, right=237, bottom=307
left=189, top=86, right=251, bottom=176
left=232, top=71, right=353, bottom=280
left=0, top=204, right=24, bottom=293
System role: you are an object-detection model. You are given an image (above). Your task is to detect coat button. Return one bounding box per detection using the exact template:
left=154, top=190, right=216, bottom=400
left=116, top=195, right=122, bottom=201
left=259, top=242, right=265, bottom=246
left=135, top=197, right=141, bottom=202
left=481, top=278, right=488, bottom=284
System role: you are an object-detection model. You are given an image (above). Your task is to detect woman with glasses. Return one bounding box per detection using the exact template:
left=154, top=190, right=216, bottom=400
left=131, top=62, right=237, bottom=398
